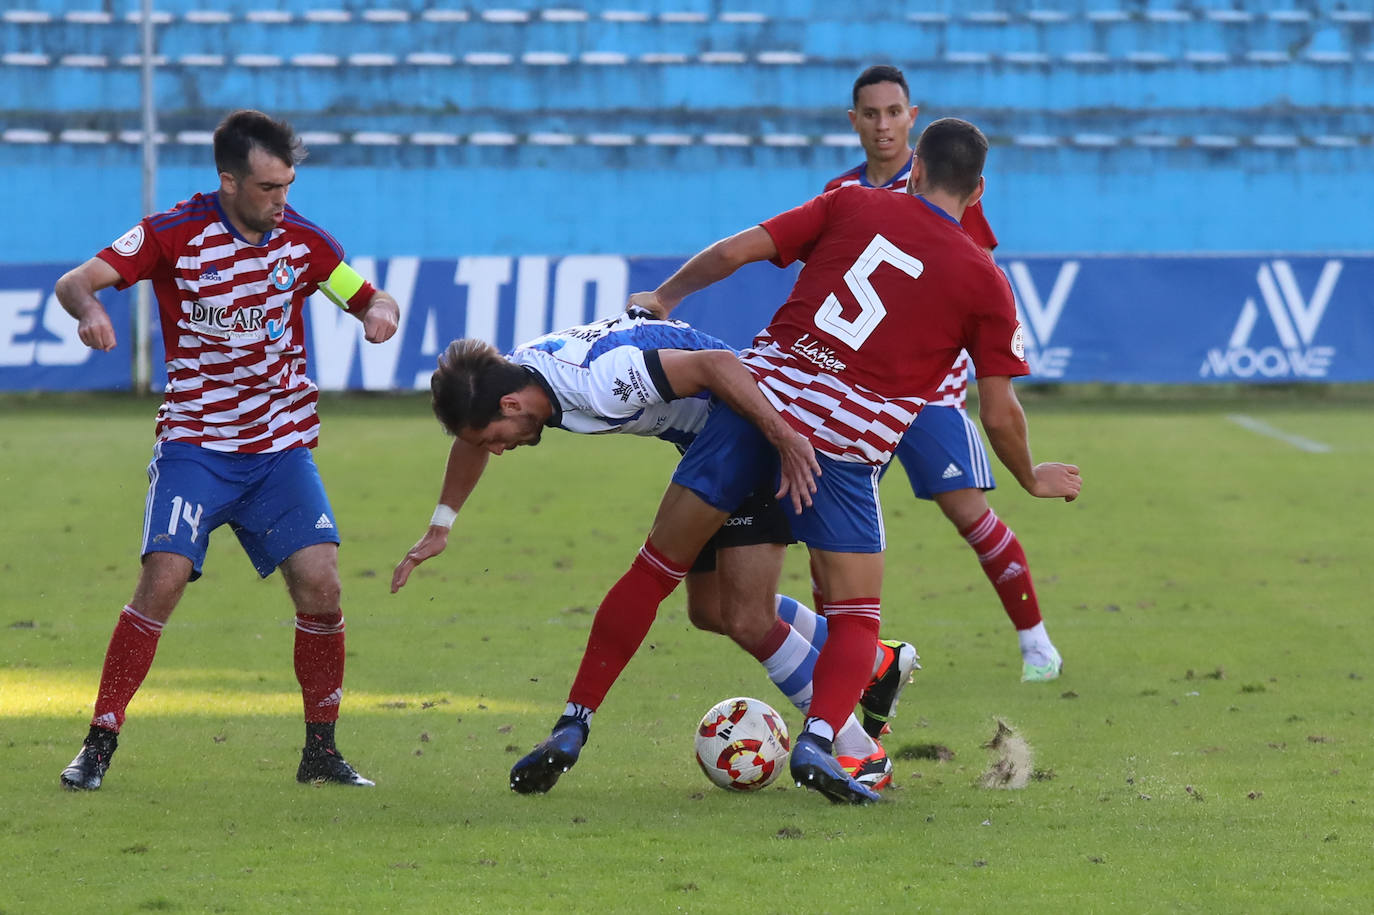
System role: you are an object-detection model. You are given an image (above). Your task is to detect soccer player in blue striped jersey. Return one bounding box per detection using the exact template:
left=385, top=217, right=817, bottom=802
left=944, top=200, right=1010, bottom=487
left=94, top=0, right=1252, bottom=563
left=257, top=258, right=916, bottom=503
left=391, top=311, right=897, bottom=788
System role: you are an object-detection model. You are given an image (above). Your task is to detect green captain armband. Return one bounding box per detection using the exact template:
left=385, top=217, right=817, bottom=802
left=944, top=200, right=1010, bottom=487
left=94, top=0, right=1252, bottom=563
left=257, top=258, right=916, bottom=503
left=319, top=261, right=367, bottom=310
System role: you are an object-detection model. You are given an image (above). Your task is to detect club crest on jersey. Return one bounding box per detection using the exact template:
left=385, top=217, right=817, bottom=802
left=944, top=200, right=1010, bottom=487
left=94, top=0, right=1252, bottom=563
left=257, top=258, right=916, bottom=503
left=270, top=257, right=297, bottom=291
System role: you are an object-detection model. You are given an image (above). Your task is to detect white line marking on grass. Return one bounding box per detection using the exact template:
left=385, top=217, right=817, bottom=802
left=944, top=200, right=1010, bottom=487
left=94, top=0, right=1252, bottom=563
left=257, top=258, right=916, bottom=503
left=1226, top=414, right=1332, bottom=453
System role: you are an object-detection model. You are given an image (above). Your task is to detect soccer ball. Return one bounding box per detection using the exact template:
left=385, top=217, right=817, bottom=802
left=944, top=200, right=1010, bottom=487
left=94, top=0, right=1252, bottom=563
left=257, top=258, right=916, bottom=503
left=693, top=696, right=790, bottom=791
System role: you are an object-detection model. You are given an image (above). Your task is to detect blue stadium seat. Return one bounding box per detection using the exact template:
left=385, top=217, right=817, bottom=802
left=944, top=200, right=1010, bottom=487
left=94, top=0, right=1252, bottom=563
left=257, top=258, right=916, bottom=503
left=1, top=0, right=1371, bottom=257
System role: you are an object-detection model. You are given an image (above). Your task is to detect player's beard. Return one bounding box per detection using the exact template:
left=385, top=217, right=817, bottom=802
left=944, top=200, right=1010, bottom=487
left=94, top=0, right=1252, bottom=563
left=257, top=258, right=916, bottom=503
left=520, top=415, right=544, bottom=447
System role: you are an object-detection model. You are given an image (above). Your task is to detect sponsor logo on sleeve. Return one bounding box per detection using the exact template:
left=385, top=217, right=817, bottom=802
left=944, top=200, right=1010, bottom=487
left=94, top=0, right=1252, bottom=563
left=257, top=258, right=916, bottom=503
left=112, top=225, right=145, bottom=257
left=612, top=365, right=654, bottom=405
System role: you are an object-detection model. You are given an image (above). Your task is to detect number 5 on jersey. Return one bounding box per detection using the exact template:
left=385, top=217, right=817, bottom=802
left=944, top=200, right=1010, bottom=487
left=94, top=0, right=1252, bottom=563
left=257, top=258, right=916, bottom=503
left=813, top=234, right=925, bottom=350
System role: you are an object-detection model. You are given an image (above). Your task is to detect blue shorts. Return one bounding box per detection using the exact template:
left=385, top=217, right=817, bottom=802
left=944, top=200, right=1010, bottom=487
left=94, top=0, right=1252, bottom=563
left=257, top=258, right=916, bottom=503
left=672, top=403, right=886, bottom=553
left=891, top=404, right=996, bottom=500
left=142, top=441, right=340, bottom=580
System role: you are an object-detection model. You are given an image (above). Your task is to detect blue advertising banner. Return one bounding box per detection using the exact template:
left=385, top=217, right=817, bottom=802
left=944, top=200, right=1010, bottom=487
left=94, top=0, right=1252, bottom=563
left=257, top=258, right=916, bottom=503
left=3, top=255, right=1371, bottom=392
left=0, top=264, right=132, bottom=391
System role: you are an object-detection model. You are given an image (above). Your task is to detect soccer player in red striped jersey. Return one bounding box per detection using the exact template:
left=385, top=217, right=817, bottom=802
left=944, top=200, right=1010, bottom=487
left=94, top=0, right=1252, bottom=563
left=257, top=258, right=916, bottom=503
left=55, top=109, right=400, bottom=791
left=826, top=65, right=1065, bottom=683
left=510, top=118, right=1081, bottom=803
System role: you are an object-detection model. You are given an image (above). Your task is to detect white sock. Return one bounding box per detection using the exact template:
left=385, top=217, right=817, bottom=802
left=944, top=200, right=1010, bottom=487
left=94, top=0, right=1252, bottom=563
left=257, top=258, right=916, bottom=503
left=834, top=716, right=879, bottom=760
left=1017, top=622, right=1054, bottom=659
left=802, top=717, right=835, bottom=743
left=562, top=702, right=594, bottom=728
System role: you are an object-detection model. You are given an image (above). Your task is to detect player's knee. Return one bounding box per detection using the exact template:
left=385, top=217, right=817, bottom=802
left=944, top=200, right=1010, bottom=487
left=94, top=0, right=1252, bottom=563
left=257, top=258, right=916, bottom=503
left=291, top=573, right=341, bottom=616
left=719, top=606, right=773, bottom=652
left=686, top=598, right=726, bottom=635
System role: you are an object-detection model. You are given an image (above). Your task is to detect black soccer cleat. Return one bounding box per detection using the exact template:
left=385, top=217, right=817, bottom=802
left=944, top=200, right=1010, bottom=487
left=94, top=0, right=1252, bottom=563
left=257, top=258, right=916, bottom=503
left=859, top=639, right=921, bottom=739
left=297, top=746, right=375, bottom=787
left=509, top=717, right=588, bottom=795
left=61, top=726, right=119, bottom=791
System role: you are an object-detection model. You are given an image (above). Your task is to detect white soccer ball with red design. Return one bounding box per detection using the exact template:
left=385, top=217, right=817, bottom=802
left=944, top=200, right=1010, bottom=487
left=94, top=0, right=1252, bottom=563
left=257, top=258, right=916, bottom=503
left=694, top=696, right=791, bottom=791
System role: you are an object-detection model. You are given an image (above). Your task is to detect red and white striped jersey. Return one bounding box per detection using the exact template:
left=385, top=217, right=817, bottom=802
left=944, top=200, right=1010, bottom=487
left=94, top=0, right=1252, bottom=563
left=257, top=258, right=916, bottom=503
left=824, top=159, right=1000, bottom=410
left=97, top=192, right=374, bottom=453
left=749, top=185, right=1027, bottom=465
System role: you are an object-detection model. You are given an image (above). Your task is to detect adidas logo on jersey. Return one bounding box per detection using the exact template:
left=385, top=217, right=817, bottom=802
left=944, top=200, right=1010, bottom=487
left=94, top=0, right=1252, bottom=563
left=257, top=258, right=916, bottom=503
left=941, top=463, right=963, bottom=480
left=996, top=561, right=1026, bottom=584
left=199, top=267, right=221, bottom=282
left=315, top=514, right=334, bottom=530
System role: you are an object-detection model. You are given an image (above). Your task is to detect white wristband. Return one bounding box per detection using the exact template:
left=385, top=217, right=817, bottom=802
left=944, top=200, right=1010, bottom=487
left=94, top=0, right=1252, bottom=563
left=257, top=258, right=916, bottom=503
left=430, top=504, right=457, bottom=529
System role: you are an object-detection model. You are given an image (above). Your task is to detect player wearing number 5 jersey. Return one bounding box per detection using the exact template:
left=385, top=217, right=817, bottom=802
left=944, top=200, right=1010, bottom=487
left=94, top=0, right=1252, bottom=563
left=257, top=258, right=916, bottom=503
left=53, top=110, right=400, bottom=792
left=826, top=64, right=1065, bottom=684
left=510, top=118, right=1081, bottom=804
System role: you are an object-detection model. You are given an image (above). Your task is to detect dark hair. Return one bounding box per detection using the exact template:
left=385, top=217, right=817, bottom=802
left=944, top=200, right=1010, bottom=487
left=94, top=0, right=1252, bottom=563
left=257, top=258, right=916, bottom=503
left=213, top=109, right=306, bottom=177
left=851, top=65, right=910, bottom=107
left=914, top=118, right=988, bottom=199
left=430, top=339, right=534, bottom=436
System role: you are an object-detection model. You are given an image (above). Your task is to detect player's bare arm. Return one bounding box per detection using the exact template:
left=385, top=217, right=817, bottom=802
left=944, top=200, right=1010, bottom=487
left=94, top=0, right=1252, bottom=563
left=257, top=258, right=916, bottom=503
left=391, top=437, right=491, bottom=593
left=977, top=375, right=1082, bottom=502
left=629, top=226, right=779, bottom=318
left=657, top=349, right=820, bottom=512
left=360, top=289, right=400, bottom=344
left=54, top=257, right=123, bottom=352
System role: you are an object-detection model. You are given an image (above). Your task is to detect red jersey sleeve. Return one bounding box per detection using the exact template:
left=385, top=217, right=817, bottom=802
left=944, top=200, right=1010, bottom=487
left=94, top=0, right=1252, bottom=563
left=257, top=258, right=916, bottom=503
left=966, top=268, right=1029, bottom=379
left=95, top=218, right=168, bottom=289
left=960, top=200, right=999, bottom=251
left=759, top=190, right=837, bottom=268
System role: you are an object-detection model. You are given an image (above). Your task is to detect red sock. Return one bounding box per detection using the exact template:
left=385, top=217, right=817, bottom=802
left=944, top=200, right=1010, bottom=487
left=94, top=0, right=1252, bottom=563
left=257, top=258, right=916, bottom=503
left=746, top=617, right=791, bottom=662
left=809, top=599, right=881, bottom=732
left=92, top=606, right=164, bottom=732
left=960, top=509, right=1042, bottom=630
left=568, top=541, right=687, bottom=710
left=294, top=611, right=346, bottom=723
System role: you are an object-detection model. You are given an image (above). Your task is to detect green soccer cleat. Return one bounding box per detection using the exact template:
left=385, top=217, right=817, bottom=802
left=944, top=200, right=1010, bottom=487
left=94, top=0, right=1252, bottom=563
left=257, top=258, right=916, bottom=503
left=1021, top=646, right=1064, bottom=683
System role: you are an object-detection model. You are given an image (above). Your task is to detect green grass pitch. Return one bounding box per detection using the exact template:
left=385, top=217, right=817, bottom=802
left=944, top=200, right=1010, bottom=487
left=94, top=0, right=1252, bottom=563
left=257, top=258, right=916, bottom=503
left=1, top=389, right=1371, bottom=913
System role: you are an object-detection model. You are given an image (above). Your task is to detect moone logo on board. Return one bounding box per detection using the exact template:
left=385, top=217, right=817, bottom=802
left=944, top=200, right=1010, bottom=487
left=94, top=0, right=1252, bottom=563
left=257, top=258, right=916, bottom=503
left=1201, top=260, right=1340, bottom=379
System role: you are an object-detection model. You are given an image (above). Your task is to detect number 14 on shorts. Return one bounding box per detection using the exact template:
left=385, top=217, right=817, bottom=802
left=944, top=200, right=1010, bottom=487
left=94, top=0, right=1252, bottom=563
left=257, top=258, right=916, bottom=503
left=167, top=495, right=204, bottom=543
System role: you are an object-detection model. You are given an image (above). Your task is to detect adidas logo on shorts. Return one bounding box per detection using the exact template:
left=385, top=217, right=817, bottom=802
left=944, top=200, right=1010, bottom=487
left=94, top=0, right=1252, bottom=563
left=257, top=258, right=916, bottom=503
left=941, top=463, right=963, bottom=480
left=315, top=514, right=334, bottom=530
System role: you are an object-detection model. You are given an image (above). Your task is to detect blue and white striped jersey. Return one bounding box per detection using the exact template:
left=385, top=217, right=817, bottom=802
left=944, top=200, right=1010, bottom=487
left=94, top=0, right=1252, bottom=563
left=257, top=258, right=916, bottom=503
left=509, top=312, right=735, bottom=447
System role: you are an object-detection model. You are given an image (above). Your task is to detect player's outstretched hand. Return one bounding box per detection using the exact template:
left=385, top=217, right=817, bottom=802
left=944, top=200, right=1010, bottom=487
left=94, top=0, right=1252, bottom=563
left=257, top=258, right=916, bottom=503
left=390, top=527, right=451, bottom=593
left=626, top=291, right=669, bottom=319
left=774, top=430, right=822, bottom=514
left=363, top=295, right=400, bottom=344
left=77, top=306, right=118, bottom=352
left=1030, top=462, right=1082, bottom=502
